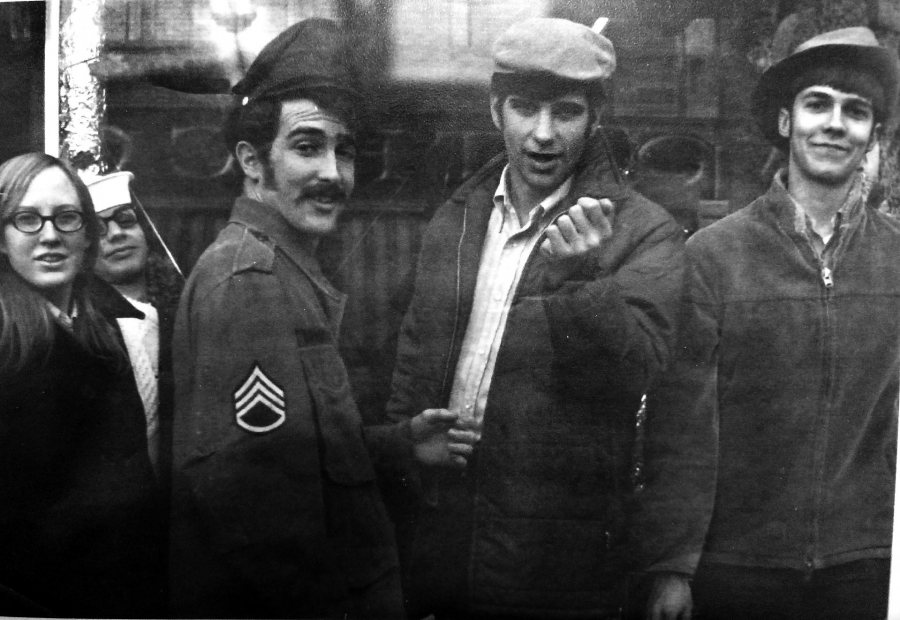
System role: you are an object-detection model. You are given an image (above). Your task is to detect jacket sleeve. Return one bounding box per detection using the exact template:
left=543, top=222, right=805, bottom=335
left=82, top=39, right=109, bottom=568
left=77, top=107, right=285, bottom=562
left=363, top=416, right=415, bottom=471
left=631, top=239, right=721, bottom=575
left=170, top=267, right=380, bottom=611
left=382, top=206, right=462, bottom=426
left=536, top=209, right=686, bottom=397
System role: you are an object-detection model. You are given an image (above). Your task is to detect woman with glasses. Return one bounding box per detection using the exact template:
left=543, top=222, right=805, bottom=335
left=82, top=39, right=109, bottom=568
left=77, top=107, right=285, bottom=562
left=0, top=152, right=165, bottom=617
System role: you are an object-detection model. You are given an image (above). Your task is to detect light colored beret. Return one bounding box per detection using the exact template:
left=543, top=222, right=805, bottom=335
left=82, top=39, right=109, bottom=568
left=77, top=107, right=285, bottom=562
left=492, top=17, right=615, bottom=82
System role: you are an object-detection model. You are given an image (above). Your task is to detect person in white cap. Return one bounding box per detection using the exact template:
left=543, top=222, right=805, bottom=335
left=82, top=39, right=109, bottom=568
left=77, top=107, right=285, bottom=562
left=635, top=27, right=900, bottom=620
left=87, top=171, right=182, bottom=481
left=384, top=17, right=684, bottom=619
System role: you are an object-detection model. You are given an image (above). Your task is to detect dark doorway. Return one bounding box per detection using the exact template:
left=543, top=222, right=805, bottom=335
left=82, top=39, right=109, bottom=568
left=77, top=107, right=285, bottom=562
left=0, top=2, right=45, bottom=161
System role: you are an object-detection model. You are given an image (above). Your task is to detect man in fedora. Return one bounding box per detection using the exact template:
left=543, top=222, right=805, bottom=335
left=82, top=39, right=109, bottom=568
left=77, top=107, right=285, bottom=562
left=636, top=27, right=900, bottom=620
left=385, top=17, right=684, bottom=619
left=169, top=18, right=475, bottom=619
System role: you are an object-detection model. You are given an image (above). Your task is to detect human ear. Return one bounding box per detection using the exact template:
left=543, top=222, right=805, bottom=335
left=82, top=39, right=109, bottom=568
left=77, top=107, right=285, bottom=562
left=235, top=141, right=265, bottom=182
left=777, top=108, right=791, bottom=138
left=589, top=106, right=603, bottom=137
left=867, top=123, right=883, bottom=152
left=490, top=94, right=503, bottom=131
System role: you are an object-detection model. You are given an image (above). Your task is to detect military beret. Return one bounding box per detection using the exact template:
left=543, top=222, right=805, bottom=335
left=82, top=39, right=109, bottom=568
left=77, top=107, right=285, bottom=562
left=752, top=27, right=900, bottom=148
left=232, top=17, right=357, bottom=103
left=492, top=17, right=615, bottom=82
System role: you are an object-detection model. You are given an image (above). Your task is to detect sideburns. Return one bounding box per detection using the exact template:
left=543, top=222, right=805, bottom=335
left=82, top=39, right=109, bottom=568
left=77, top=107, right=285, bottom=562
left=260, top=156, right=275, bottom=187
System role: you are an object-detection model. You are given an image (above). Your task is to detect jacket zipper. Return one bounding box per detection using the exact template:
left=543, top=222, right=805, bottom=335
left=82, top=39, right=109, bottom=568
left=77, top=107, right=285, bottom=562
left=808, top=259, right=834, bottom=573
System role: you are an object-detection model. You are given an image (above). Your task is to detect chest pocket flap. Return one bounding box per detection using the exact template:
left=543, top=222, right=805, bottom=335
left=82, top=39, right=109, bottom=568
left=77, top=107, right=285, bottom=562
left=295, top=328, right=375, bottom=486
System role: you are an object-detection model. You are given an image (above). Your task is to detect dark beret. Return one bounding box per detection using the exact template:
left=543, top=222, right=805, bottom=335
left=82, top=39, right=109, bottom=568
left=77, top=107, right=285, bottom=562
left=232, top=17, right=356, bottom=103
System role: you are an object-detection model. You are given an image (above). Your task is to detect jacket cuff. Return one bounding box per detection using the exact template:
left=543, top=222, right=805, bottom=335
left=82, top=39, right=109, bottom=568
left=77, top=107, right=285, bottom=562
left=363, top=419, right=416, bottom=469
left=645, top=552, right=701, bottom=577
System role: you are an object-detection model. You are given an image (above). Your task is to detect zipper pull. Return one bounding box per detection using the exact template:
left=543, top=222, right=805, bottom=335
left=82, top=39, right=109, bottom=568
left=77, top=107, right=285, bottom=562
left=821, top=266, right=834, bottom=288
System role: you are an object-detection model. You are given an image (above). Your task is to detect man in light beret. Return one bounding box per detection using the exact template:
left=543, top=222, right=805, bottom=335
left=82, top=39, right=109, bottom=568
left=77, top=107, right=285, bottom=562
left=384, top=16, right=684, bottom=619
left=169, top=17, right=473, bottom=619
left=635, top=27, right=900, bottom=620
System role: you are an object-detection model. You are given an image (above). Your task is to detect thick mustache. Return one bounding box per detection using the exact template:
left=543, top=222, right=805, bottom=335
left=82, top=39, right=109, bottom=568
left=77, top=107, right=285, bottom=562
left=300, top=183, right=348, bottom=201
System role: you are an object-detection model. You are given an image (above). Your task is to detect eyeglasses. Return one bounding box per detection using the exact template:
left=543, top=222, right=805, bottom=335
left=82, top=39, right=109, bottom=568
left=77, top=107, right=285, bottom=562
left=98, top=207, right=139, bottom=236
left=6, top=209, right=85, bottom=234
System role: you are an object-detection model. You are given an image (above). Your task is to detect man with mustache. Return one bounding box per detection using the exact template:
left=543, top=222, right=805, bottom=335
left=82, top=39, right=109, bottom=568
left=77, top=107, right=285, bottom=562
left=386, top=17, right=685, bottom=619
left=636, top=28, right=900, bottom=620
left=169, top=18, right=473, bottom=619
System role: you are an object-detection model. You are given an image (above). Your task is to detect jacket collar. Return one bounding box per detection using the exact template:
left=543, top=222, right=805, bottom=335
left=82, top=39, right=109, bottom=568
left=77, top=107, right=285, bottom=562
left=455, top=133, right=631, bottom=215
left=492, top=166, right=573, bottom=231
left=87, top=276, right=145, bottom=321
left=229, top=196, right=324, bottom=277
left=766, top=169, right=866, bottom=238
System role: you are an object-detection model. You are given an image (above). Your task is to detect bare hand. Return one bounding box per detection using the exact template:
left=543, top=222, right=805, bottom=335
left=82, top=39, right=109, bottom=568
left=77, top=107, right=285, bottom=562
left=410, top=409, right=479, bottom=468
left=539, top=197, right=614, bottom=259
left=647, top=573, right=692, bottom=620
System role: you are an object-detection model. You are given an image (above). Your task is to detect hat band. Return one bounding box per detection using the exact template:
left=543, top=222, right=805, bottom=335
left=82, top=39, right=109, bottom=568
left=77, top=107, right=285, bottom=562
left=241, top=76, right=359, bottom=105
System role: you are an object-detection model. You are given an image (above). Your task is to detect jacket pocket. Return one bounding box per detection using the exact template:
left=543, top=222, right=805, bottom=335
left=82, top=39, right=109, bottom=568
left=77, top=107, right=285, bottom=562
left=296, top=342, right=376, bottom=486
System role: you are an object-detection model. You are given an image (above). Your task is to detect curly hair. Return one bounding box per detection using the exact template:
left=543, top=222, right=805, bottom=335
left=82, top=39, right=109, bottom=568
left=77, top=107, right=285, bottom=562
left=144, top=252, right=184, bottom=318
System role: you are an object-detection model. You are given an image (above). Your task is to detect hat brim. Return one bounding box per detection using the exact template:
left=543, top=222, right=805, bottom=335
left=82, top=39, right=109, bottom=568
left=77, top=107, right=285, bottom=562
left=751, top=43, right=899, bottom=148
left=236, top=76, right=360, bottom=103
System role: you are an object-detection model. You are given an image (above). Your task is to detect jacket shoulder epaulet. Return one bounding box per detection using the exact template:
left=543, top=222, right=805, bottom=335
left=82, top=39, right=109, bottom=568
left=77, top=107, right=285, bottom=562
left=230, top=226, right=276, bottom=275
left=186, top=224, right=277, bottom=304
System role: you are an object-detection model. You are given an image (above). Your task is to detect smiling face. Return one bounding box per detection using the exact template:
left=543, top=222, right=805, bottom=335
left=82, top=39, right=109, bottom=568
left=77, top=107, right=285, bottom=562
left=94, top=205, right=149, bottom=287
left=779, top=85, right=879, bottom=187
left=249, top=97, right=356, bottom=238
left=491, top=91, right=593, bottom=209
left=1, top=166, right=89, bottom=309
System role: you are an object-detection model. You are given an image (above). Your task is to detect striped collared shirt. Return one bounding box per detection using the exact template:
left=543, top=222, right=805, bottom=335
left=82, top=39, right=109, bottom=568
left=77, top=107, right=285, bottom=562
left=447, top=166, right=572, bottom=437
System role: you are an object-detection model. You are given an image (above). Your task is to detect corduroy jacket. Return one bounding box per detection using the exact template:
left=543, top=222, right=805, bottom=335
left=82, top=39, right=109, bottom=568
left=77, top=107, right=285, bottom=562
left=636, top=172, right=900, bottom=577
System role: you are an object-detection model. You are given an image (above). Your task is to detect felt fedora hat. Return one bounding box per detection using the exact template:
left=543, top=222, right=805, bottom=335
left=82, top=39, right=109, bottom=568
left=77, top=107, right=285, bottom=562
left=751, top=26, right=899, bottom=147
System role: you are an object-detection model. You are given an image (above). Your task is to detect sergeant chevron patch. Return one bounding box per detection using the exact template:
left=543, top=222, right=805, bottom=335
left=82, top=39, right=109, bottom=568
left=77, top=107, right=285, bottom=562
left=233, top=363, right=286, bottom=433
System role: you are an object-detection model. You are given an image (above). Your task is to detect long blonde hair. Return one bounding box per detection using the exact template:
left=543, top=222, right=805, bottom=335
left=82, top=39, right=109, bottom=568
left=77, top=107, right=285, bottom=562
left=0, top=153, right=125, bottom=375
